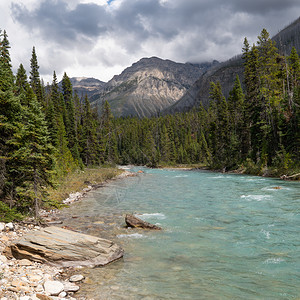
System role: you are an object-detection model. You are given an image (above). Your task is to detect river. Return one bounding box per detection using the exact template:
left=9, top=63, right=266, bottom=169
left=59, top=167, right=300, bottom=299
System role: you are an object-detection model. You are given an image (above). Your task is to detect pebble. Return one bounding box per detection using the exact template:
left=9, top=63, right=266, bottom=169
left=69, top=274, right=85, bottom=282
left=58, top=291, right=67, bottom=298
left=63, top=282, right=80, bottom=292
left=18, top=258, right=33, bottom=266
left=5, top=222, right=14, bottom=231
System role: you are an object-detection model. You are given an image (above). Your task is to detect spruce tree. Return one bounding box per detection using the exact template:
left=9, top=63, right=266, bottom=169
left=61, top=72, right=81, bottom=165
left=29, top=47, right=43, bottom=103
left=9, top=89, right=55, bottom=217
left=15, top=64, right=28, bottom=96
left=0, top=30, right=22, bottom=207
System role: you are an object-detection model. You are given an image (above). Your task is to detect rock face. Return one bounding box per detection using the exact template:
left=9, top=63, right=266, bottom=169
left=125, top=214, right=162, bottom=230
left=165, top=56, right=244, bottom=113
left=91, top=57, right=218, bottom=118
left=5, top=226, right=123, bottom=267
left=69, top=77, right=106, bottom=99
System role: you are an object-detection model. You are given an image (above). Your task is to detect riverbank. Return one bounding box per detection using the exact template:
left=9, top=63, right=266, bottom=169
left=0, top=167, right=134, bottom=299
left=159, top=163, right=300, bottom=181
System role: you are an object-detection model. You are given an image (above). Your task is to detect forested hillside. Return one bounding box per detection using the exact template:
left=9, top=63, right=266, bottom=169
left=0, top=27, right=299, bottom=221
left=0, top=30, right=114, bottom=220
left=114, top=29, right=299, bottom=175
left=169, top=17, right=300, bottom=114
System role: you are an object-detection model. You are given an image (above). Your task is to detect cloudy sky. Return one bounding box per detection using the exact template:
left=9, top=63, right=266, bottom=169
left=1, top=0, right=300, bottom=83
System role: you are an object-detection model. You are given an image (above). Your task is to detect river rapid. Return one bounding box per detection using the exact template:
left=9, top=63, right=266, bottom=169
left=58, top=167, right=300, bottom=299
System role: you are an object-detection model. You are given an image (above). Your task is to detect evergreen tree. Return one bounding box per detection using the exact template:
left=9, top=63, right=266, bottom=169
left=15, top=64, right=28, bottom=96
left=61, top=72, right=81, bottom=165
left=0, top=30, right=22, bottom=207
left=80, top=96, right=99, bottom=165
left=8, top=89, right=55, bottom=217
left=29, top=47, right=43, bottom=103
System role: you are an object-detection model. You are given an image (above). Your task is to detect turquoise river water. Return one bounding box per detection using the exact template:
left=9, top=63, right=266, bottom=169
left=60, top=167, right=300, bottom=299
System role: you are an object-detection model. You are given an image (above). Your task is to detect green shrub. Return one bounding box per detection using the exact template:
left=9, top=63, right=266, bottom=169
left=0, top=201, right=23, bottom=222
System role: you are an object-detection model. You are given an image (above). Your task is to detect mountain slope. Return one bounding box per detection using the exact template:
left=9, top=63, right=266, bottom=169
left=166, top=17, right=300, bottom=114
left=69, top=77, right=105, bottom=99
left=91, top=57, right=218, bottom=118
left=273, top=17, right=300, bottom=55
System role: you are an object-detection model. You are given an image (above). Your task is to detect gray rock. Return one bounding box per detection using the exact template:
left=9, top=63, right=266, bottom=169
left=63, top=282, right=80, bottom=292
left=125, top=214, right=162, bottom=230
left=58, top=291, right=67, bottom=298
left=19, top=296, right=31, bottom=300
left=5, top=226, right=124, bottom=268
left=5, top=222, right=14, bottom=230
left=69, top=274, right=84, bottom=282
left=18, top=259, right=32, bottom=266
left=44, top=280, right=64, bottom=296
left=0, top=222, right=5, bottom=231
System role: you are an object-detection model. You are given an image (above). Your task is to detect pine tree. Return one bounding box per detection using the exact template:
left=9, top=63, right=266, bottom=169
left=0, top=30, right=22, bottom=207
left=9, top=89, right=55, bottom=218
left=80, top=96, right=99, bottom=165
left=61, top=72, right=81, bottom=165
left=29, top=47, right=43, bottom=103
left=15, top=64, right=28, bottom=96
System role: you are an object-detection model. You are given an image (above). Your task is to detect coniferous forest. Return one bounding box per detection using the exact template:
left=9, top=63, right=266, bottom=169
left=0, top=28, right=299, bottom=220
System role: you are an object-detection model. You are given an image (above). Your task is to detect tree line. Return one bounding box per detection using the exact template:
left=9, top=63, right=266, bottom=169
left=114, top=29, right=299, bottom=173
left=0, top=28, right=299, bottom=220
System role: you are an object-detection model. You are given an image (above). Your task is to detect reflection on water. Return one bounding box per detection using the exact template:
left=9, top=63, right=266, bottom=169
left=58, top=168, right=300, bottom=299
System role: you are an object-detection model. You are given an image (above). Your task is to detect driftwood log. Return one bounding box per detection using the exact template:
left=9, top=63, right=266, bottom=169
left=125, top=214, right=162, bottom=230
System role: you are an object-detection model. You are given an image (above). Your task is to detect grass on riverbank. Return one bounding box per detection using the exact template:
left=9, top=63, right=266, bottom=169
left=46, top=166, right=122, bottom=207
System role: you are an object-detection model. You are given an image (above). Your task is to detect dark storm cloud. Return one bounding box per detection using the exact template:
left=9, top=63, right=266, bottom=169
left=228, top=0, right=300, bottom=14
left=11, top=1, right=110, bottom=45
left=10, top=0, right=300, bottom=71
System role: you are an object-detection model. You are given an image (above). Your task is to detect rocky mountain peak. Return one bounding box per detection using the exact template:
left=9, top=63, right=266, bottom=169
left=90, top=56, right=218, bottom=117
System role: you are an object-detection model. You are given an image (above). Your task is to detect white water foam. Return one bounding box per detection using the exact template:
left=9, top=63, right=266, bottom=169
left=136, top=213, right=166, bottom=219
left=240, top=194, right=273, bottom=201
left=117, top=233, right=145, bottom=239
left=174, top=175, right=188, bottom=178
left=260, top=229, right=270, bottom=239
left=244, top=178, right=266, bottom=182
left=263, top=258, right=285, bottom=264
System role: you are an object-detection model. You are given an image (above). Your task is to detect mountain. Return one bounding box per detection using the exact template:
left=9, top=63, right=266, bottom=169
left=90, top=57, right=218, bottom=118
left=273, top=17, right=300, bottom=55
left=165, top=56, right=244, bottom=113
left=69, top=77, right=106, bottom=99
left=166, top=17, right=300, bottom=114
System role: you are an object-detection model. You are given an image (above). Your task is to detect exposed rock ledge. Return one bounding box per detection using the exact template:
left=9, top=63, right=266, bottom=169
left=4, top=226, right=124, bottom=268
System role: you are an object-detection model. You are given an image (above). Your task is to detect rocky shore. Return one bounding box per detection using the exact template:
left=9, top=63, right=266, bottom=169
left=0, top=169, right=135, bottom=299
left=0, top=221, right=87, bottom=300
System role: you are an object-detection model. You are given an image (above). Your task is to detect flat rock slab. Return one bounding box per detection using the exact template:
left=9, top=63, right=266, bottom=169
left=5, top=226, right=123, bottom=268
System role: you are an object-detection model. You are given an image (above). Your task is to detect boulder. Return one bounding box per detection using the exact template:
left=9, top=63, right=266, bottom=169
left=44, top=280, right=64, bottom=296
left=125, top=214, right=162, bottom=230
left=4, top=226, right=124, bottom=268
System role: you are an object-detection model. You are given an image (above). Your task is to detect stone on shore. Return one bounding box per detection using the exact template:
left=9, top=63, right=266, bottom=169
left=125, top=214, right=162, bottom=230
left=44, top=280, right=64, bottom=296
left=4, top=226, right=124, bottom=268
left=69, top=274, right=85, bottom=282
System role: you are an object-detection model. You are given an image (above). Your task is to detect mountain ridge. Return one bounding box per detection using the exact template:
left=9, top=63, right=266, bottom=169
left=89, top=57, right=219, bottom=117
